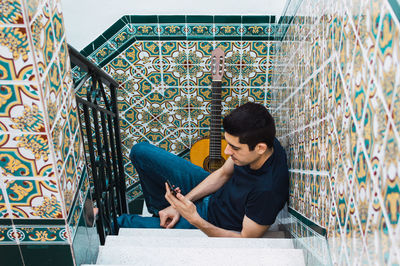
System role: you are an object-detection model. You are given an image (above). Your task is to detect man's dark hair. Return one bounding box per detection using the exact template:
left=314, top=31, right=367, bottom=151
left=223, top=102, right=276, bottom=150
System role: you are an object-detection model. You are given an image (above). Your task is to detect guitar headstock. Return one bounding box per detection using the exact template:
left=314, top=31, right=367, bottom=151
left=211, top=48, right=225, bottom=81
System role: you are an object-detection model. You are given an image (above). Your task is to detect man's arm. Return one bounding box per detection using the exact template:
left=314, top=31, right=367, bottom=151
left=192, top=214, right=270, bottom=238
left=159, top=157, right=234, bottom=228
left=185, top=157, right=235, bottom=202
left=165, top=185, right=270, bottom=238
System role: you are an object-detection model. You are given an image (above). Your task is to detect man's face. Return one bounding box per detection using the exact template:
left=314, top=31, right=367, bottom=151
left=224, top=132, right=263, bottom=167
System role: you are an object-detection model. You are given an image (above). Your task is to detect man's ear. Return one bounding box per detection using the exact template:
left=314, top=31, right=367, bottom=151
left=256, top=143, right=268, bottom=154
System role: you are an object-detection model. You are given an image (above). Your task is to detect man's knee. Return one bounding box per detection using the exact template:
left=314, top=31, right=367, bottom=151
left=129, top=142, right=152, bottom=162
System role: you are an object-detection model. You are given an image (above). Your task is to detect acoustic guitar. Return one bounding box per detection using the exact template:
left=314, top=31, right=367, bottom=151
left=190, top=48, right=229, bottom=172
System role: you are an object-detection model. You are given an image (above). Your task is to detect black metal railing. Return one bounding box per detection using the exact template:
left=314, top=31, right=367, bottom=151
left=68, top=44, right=127, bottom=245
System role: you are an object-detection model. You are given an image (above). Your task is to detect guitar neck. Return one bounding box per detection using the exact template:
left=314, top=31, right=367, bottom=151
left=210, top=81, right=222, bottom=160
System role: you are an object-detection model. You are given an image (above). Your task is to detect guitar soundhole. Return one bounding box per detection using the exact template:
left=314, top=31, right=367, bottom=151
left=203, top=156, right=226, bottom=172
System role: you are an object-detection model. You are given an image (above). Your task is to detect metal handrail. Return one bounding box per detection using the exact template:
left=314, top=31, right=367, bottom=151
left=68, top=44, right=127, bottom=245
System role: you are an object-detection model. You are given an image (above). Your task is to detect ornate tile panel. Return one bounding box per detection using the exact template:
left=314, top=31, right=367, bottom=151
left=4, top=179, right=63, bottom=219
left=12, top=226, right=69, bottom=243
left=0, top=26, right=36, bottom=81
left=0, top=133, right=53, bottom=177
left=77, top=38, right=275, bottom=192
left=273, top=0, right=400, bottom=264
left=0, top=1, right=90, bottom=262
left=0, top=0, right=24, bottom=25
left=0, top=84, right=44, bottom=134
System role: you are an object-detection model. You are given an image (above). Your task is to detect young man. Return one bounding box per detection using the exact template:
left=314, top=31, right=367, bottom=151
left=118, top=102, right=289, bottom=238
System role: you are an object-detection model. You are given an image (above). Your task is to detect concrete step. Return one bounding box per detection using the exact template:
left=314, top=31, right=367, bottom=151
left=118, top=228, right=207, bottom=238
left=118, top=228, right=288, bottom=238
left=104, top=235, right=294, bottom=249
left=96, top=246, right=305, bottom=265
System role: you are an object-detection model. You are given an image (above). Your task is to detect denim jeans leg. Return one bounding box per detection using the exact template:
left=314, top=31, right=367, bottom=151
left=129, top=142, right=209, bottom=215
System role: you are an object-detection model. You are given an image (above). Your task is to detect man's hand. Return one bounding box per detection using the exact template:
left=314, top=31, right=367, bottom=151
left=159, top=205, right=180, bottom=228
left=164, top=183, right=201, bottom=224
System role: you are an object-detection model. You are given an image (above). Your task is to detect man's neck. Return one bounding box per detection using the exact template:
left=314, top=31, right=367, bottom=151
left=249, top=147, right=274, bottom=170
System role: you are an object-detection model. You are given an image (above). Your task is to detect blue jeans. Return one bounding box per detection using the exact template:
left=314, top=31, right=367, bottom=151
left=117, top=142, right=210, bottom=229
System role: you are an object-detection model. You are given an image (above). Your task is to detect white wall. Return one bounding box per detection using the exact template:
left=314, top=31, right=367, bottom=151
left=61, top=0, right=286, bottom=50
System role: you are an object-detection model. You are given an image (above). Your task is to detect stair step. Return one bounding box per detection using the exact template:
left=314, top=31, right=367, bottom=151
left=118, top=228, right=288, bottom=238
left=96, top=246, right=305, bottom=265
left=105, top=235, right=294, bottom=249
left=118, top=228, right=207, bottom=238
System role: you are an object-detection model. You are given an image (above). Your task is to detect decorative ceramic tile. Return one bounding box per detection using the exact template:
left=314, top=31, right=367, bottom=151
left=4, top=179, right=62, bottom=219
left=0, top=133, right=54, bottom=177
left=72, top=18, right=281, bottom=198
left=0, top=83, right=45, bottom=134
left=12, top=226, right=69, bottom=243
left=29, top=2, right=54, bottom=82
left=0, top=226, right=18, bottom=243
left=0, top=26, right=36, bottom=81
left=51, top=0, right=65, bottom=50
left=273, top=0, right=400, bottom=264
left=0, top=186, right=8, bottom=218
left=0, top=0, right=24, bottom=25
left=0, top=0, right=91, bottom=263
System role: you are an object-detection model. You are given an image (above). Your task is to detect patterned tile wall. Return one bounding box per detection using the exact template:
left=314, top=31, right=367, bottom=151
left=0, top=0, right=93, bottom=264
left=73, top=16, right=279, bottom=197
left=79, top=40, right=275, bottom=195
left=272, top=0, right=400, bottom=264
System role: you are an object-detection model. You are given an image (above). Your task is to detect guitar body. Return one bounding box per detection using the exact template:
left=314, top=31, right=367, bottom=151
left=190, top=138, right=229, bottom=172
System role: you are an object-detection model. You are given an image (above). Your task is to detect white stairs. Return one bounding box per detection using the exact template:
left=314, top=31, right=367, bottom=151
left=83, top=228, right=305, bottom=266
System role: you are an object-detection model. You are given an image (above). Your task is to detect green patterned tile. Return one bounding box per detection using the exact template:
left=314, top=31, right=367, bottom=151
left=12, top=226, right=69, bottom=243
left=247, top=42, right=271, bottom=64
left=187, top=25, right=213, bottom=40
left=375, top=6, right=398, bottom=102
left=131, top=24, right=158, bottom=37
left=30, top=3, right=55, bottom=79
left=0, top=133, right=53, bottom=177
left=4, top=179, right=62, bottom=219
left=44, top=62, right=62, bottom=129
left=67, top=195, right=82, bottom=238
left=0, top=84, right=44, bottom=134
left=214, top=24, right=241, bottom=37
left=0, top=0, right=24, bottom=24
left=0, top=26, right=36, bottom=81
left=0, top=188, right=8, bottom=218
left=160, top=41, right=183, bottom=58
left=62, top=153, right=77, bottom=215
left=51, top=5, right=64, bottom=48
left=60, top=113, right=71, bottom=162
left=159, top=24, right=186, bottom=37
left=123, top=41, right=160, bottom=75
left=242, top=25, right=268, bottom=36
left=248, top=87, right=266, bottom=102
left=88, top=41, right=118, bottom=66
left=58, top=41, right=69, bottom=80
left=102, top=19, right=126, bottom=40
left=109, top=25, right=135, bottom=49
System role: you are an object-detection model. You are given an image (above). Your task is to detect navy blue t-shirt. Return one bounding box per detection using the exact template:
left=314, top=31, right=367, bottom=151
left=207, top=138, right=289, bottom=231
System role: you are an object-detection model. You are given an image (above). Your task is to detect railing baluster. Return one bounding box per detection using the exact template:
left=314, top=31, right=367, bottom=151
left=79, top=101, right=106, bottom=245
left=110, top=83, right=127, bottom=212
left=106, top=113, right=122, bottom=215
left=100, top=111, right=119, bottom=233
